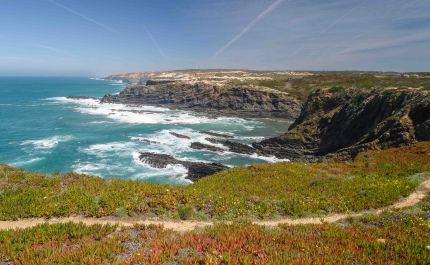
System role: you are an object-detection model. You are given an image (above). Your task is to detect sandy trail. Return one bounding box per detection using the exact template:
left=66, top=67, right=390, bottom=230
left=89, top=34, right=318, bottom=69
left=1, top=178, right=429, bottom=232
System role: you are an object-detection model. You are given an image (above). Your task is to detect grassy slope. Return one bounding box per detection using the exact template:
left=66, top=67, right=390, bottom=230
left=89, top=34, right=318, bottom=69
left=1, top=143, right=430, bottom=264
left=1, top=143, right=429, bottom=222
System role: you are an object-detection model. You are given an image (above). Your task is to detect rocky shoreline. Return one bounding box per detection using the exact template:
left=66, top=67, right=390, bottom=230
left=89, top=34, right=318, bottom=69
left=100, top=82, right=302, bottom=119
left=253, top=87, right=430, bottom=161
left=67, top=80, right=430, bottom=180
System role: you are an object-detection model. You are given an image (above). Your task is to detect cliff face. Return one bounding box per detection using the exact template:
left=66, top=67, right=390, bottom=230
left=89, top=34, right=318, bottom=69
left=101, top=83, right=303, bottom=119
left=253, top=88, right=430, bottom=161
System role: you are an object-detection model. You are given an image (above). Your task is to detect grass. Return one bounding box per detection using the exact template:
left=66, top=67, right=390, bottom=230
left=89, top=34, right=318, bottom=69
left=1, top=143, right=429, bottom=221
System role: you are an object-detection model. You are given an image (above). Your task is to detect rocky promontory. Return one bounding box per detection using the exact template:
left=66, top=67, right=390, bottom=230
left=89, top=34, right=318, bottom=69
left=253, top=88, right=430, bottom=161
left=100, top=82, right=302, bottom=119
left=139, top=153, right=228, bottom=182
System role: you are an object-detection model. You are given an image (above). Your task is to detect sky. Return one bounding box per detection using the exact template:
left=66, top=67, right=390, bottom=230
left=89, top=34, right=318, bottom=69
left=0, top=0, right=429, bottom=76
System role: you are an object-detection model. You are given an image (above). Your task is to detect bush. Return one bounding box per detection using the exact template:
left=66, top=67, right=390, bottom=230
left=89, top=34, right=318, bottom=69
left=178, top=205, right=194, bottom=220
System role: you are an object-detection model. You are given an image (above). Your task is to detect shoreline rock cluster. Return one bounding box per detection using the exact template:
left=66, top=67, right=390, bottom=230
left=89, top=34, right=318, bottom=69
left=138, top=153, right=228, bottom=182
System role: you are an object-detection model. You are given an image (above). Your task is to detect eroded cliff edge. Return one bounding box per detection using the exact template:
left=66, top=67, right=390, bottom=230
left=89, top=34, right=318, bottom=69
left=253, top=88, right=430, bottom=161
left=101, top=82, right=303, bottom=119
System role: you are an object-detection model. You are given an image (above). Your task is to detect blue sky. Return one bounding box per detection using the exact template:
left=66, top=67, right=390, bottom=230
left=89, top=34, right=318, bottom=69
left=1, top=0, right=429, bottom=76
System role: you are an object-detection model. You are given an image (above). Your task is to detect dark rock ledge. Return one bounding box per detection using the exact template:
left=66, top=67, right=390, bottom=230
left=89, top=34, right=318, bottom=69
left=199, top=131, right=234, bottom=138
left=139, top=152, right=228, bottom=182
left=190, top=142, right=225, bottom=152
left=169, top=132, right=191, bottom=139
left=206, top=138, right=260, bottom=155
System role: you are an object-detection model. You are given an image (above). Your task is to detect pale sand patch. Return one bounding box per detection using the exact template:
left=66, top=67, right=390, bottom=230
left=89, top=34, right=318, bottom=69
left=1, top=178, right=429, bottom=232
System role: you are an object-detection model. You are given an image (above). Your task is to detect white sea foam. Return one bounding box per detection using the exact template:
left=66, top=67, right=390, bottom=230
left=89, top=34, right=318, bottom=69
left=76, top=105, right=213, bottom=125
left=11, top=157, right=45, bottom=167
left=247, top=153, right=290, bottom=163
left=79, top=142, right=138, bottom=158
left=21, top=135, right=73, bottom=149
left=49, top=95, right=256, bottom=128
left=90, top=121, right=112, bottom=124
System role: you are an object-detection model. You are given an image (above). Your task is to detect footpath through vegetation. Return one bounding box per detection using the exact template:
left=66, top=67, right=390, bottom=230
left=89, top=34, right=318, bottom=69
left=0, top=143, right=429, bottom=264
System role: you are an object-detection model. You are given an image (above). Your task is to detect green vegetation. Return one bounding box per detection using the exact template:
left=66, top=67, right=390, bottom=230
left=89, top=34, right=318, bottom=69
left=253, top=72, right=430, bottom=100
left=1, top=143, right=430, bottom=264
left=1, top=195, right=429, bottom=264
left=1, top=143, right=429, bottom=221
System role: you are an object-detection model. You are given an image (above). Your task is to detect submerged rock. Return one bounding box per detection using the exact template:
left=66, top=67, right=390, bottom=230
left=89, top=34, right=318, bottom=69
left=199, top=131, right=234, bottom=138
left=203, top=138, right=259, bottom=155
left=220, top=140, right=258, bottom=155
left=131, top=138, right=160, bottom=145
left=190, top=142, right=224, bottom=152
left=138, top=152, right=228, bottom=181
left=169, top=132, right=191, bottom=139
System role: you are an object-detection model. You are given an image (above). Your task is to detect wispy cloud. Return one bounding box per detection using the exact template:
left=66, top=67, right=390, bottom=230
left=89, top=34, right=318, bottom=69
left=317, top=0, right=368, bottom=36
left=339, top=30, right=430, bottom=55
left=212, top=0, right=285, bottom=59
left=143, top=25, right=168, bottom=62
left=291, top=0, right=369, bottom=58
left=32, top=44, right=74, bottom=56
left=47, top=0, right=118, bottom=33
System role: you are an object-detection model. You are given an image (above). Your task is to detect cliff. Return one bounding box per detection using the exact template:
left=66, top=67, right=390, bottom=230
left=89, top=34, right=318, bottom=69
left=101, top=82, right=303, bottom=119
left=253, top=87, right=430, bottom=161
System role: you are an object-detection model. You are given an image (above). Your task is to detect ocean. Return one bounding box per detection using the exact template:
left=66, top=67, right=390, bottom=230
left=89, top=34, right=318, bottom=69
left=0, top=77, right=291, bottom=185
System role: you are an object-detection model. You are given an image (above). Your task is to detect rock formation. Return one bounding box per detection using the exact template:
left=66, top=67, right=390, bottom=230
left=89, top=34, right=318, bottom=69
left=169, top=132, right=191, bottom=139
left=100, top=82, right=302, bottom=119
left=199, top=131, right=234, bottom=138
left=190, top=142, right=224, bottom=152
left=138, top=153, right=228, bottom=182
left=253, top=88, right=430, bottom=161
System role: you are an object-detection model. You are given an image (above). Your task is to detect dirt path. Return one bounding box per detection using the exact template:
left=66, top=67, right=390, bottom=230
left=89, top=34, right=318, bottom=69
left=1, top=178, right=429, bottom=232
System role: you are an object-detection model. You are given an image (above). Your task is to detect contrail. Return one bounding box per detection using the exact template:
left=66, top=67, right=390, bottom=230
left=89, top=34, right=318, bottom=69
left=33, top=44, right=74, bottom=56
left=307, top=51, right=317, bottom=58
left=300, top=0, right=368, bottom=59
left=290, top=47, right=302, bottom=57
left=143, top=24, right=168, bottom=61
left=212, top=0, right=285, bottom=59
left=318, top=0, right=368, bottom=36
left=47, top=0, right=118, bottom=33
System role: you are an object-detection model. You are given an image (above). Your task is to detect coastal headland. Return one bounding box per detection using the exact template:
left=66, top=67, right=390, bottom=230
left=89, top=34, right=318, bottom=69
left=2, top=70, right=430, bottom=264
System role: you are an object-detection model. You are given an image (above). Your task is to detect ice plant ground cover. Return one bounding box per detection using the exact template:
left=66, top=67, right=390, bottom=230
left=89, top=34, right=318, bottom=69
left=1, top=143, right=429, bottom=221
left=0, top=196, right=429, bottom=264
left=0, top=143, right=429, bottom=264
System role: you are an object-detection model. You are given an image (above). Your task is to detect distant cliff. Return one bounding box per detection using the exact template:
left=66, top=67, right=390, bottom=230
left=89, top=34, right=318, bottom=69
left=253, top=87, right=430, bottom=161
left=101, top=82, right=303, bottom=119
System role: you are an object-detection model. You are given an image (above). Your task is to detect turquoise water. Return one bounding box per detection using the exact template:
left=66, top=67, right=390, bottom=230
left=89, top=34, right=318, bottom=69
left=0, top=77, right=291, bottom=185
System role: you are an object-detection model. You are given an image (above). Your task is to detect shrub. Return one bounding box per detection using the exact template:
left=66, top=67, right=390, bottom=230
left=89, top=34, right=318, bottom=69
left=178, top=205, right=194, bottom=220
